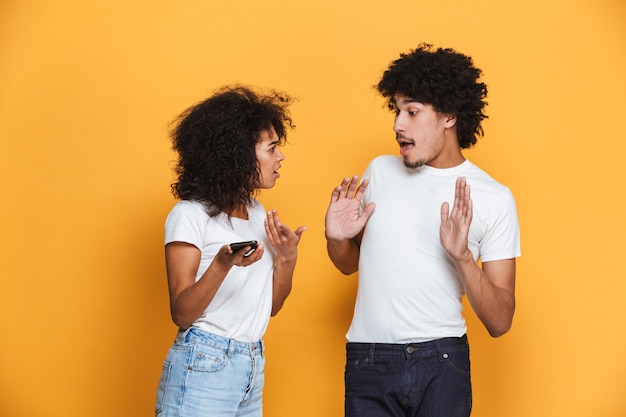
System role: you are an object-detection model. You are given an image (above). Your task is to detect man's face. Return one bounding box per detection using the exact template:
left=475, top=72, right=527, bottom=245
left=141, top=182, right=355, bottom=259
left=255, top=126, right=285, bottom=189
left=392, top=94, right=454, bottom=169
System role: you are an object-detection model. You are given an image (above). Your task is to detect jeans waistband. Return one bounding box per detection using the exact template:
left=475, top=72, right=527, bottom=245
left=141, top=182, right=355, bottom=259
left=176, top=327, right=264, bottom=356
left=347, top=335, right=468, bottom=356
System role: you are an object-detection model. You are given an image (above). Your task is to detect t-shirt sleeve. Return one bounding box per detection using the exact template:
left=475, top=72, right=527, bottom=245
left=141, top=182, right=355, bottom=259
left=164, top=202, right=206, bottom=250
left=479, top=188, right=521, bottom=262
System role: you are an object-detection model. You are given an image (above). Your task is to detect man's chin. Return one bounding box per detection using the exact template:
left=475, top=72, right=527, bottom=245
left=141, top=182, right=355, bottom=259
left=403, top=157, right=425, bottom=169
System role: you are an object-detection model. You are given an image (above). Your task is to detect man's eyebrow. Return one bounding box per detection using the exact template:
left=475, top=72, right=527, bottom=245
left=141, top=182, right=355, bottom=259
left=393, top=97, right=420, bottom=106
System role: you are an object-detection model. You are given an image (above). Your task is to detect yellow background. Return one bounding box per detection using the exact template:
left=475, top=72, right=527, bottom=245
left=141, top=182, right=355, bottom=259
left=2, top=0, right=625, bottom=416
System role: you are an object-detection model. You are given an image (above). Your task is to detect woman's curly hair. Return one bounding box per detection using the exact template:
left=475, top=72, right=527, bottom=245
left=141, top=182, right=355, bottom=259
left=377, top=43, right=488, bottom=149
left=170, top=85, right=295, bottom=217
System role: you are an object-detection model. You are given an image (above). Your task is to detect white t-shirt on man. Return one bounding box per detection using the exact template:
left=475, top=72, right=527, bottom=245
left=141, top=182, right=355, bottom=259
left=347, top=156, right=521, bottom=343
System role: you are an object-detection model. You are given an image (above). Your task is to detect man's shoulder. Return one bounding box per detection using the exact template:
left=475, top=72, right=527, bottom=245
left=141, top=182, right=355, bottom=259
left=462, top=162, right=518, bottom=217
left=371, top=154, right=401, bottom=164
left=464, top=161, right=510, bottom=190
left=366, top=155, right=404, bottom=173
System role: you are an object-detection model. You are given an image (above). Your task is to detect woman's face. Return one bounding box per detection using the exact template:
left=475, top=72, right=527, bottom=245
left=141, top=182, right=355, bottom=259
left=256, top=127, right=285, bottom=189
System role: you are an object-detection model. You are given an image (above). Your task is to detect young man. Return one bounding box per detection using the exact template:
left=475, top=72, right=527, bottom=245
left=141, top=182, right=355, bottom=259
left=325, top=44, right=521, bottom=417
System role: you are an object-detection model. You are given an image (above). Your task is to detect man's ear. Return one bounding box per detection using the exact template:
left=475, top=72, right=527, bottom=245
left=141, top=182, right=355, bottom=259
left=444, top=113, right=457, bottom=128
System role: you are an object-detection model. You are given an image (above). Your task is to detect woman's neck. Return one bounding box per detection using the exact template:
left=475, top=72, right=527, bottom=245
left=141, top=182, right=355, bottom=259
left=229, top=205, right=249, bottom=220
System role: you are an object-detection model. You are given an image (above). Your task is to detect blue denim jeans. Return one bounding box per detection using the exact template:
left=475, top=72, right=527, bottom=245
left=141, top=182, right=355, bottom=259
left=345, top=335, right=472, bottom=417
left=155, top=327, right=266, bottom=417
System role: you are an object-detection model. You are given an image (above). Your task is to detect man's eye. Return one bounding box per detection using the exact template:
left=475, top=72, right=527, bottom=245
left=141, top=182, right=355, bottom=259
left=408, top=111, right=417, bottom=116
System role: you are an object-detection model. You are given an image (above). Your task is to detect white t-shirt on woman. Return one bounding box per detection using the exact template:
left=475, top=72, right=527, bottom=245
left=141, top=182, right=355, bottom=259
left=164, top=199, right=274, bottom=342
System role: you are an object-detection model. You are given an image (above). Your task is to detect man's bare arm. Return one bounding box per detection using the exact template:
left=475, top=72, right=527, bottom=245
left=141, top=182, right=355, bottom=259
left=325, top=175, right=375, bottom=275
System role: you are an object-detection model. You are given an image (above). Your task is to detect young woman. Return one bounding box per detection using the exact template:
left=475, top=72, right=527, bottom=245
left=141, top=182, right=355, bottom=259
left=155, top=85, right=306, bottom=417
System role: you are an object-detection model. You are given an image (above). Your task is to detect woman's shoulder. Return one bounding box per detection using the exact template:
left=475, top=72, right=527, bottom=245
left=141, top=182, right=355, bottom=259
left=167, top=200, right=209, bottom=220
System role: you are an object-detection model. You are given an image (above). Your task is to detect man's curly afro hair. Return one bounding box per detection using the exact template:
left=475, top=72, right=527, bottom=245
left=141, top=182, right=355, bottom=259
left=170, top=85, right=295, bottom=217
left=377, top=43, right=488, bottom=149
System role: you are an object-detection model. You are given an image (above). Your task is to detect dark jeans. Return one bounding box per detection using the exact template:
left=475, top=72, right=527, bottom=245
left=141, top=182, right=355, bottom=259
left=345, top=335, right=472, bottom=417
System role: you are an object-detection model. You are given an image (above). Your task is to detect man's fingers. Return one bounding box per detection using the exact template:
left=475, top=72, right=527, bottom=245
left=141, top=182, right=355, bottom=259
left=345, top=175, right=360, bottom=198
left=353, top=178, right=369, bottom=200
left=360, top=202, right=376, bottom=221
left=331, top=176, right=354, bottom=202
left=441, top=201, right=450, bottom=223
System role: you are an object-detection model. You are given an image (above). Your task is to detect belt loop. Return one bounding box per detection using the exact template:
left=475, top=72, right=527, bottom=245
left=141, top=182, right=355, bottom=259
left=227, top=338, right=235, bottom=358
left=434, top=338, right=445, bottom=363
left=259, top=340, right=265, bottom=357
left=175, top=327, right=193, bottom=344
left=368, top=344, right=375, bottom=366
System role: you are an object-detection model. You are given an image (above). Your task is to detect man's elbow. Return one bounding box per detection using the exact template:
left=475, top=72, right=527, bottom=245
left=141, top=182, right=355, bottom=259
left=487, top=319, right=513, bottom=338
left=336, top=264, right=358, bottom=276
left=329, top=257, right=358, bottom=275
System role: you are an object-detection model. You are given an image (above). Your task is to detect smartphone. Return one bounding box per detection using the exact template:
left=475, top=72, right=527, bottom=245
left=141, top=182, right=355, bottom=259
left=229, top=240, right=258, bottom=256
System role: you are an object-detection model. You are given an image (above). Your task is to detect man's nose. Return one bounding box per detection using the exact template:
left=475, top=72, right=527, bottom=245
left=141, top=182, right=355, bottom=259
left=393, top=115, right=405, bottom=132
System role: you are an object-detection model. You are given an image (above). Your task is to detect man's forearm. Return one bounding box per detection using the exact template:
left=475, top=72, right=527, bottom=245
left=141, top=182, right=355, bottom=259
left=454, top=253, right=516, bottom=337
left=326, top=238, right=360, bottom=275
